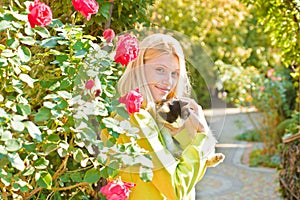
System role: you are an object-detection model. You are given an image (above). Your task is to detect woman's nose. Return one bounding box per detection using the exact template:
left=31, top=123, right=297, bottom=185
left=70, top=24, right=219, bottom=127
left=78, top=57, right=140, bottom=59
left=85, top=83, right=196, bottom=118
left=162, top=73, right=172, bottom=85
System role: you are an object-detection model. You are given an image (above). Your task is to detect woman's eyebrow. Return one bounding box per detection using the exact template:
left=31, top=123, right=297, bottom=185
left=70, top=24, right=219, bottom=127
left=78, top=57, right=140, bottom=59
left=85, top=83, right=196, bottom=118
left=156, top=64, right=179, bottom=71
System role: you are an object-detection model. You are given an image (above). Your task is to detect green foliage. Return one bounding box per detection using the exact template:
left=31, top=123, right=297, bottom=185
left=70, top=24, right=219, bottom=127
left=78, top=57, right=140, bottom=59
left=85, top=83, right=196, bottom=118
left=279, top=111, right=300, bottom=138
left=216, top=62, right=296, bottom=152
left=249, top=149, right=280, bottom=168
left=235, top=129, right=261, bottom=142
left=0, top=2, right=152, bottom=199
left=149, top=0, right=281, bottom=108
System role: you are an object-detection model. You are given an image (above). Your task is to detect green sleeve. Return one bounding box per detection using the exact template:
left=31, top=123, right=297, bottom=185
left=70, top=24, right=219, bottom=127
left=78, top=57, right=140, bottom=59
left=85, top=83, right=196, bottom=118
left=173, top=133, right=208, bottom=199
left=132, top=109, right=208, bottom=199
left=173, top=128, right=193, bottom=149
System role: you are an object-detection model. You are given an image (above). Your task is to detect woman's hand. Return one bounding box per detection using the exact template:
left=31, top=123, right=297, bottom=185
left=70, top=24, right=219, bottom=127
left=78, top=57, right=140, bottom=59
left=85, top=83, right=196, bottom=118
left=180, top=97, right=209, bottom=134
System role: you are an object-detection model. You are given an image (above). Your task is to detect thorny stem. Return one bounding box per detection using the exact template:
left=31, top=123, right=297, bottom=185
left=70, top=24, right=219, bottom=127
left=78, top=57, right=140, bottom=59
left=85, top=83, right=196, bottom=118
left=51, top=182, right=89, bottom=191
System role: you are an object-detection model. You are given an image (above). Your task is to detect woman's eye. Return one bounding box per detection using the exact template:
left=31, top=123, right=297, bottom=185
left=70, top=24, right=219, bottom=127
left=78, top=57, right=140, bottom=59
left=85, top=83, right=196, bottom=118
left=171, top=71, right=179, bottom=77
left=156, top=67, right=164, bottom=73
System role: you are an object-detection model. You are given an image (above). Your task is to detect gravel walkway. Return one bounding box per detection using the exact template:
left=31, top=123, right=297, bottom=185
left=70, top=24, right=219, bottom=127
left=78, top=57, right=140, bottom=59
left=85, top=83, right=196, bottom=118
left=196, top=107, right=281, bottom=200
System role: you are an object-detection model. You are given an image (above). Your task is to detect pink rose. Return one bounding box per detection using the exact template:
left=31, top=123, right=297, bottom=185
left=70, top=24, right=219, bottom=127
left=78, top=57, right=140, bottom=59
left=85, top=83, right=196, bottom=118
left=103, top=29, right=115, bottom=43
left=119, top=89, right=143, bottom=114
left=28, top=0, right=52, bottom=28
left=100, top=179, right=135, bottom=200
left=114, top=34, right=139, bottom=66
left=85, top=79, right=95, bottom=89
left=72, top=0, right=99, bottom=21
left=266, top=68, right=275, bottom=78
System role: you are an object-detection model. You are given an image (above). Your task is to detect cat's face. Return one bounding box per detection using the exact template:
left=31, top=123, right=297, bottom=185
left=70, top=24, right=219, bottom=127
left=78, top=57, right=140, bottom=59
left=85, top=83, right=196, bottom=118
left=157, top=98, right=190, bottom=129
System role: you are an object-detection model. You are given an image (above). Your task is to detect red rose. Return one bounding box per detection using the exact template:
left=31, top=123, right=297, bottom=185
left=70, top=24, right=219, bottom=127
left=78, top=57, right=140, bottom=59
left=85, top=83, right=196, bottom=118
left=114, top=34, right=139, bottom=66
left=119, top=89, right=143, bottom=115
left=95, top=89, right=101, bottom=97
left=72, top=0, right=99, bottom=21
left=100, top=179, right=135, bottom=200
left=85, top=79, right=95, bottom=90
left=28, top=0, right=52, bottom=28
left=103, top=29, right=115, bottom=43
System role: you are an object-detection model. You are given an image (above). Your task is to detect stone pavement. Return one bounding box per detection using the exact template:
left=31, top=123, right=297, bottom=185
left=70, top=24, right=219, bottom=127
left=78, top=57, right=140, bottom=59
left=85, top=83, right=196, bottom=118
left=195, top=106, right=281, bottom=200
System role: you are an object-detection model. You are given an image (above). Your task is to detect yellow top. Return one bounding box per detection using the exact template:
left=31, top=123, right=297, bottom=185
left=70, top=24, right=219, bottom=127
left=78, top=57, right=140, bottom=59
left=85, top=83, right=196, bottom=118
left=102, top=109, right=208, bottom=200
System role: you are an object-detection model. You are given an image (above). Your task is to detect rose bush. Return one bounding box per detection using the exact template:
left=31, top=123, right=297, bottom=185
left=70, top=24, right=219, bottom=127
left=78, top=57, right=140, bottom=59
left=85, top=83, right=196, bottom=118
left=0, top=1, right=152, bottom=199
left=100, top=178, right=135, bottom=200
left=119, top=89, right=144, bottom=115
left=28, top=0, right=52, bottom=28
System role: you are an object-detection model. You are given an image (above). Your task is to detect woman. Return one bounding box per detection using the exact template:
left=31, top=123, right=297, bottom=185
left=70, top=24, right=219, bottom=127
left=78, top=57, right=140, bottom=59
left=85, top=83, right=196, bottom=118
left=110, top=33, right=212, bottom=199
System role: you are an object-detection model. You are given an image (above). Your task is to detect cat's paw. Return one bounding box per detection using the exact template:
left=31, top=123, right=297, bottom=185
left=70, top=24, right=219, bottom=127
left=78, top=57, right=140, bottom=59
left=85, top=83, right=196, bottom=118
left=206, top=153, right=225, bottom=167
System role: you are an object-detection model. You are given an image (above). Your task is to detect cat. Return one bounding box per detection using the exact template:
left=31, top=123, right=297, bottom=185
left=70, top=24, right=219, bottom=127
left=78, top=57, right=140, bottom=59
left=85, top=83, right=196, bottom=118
left=156, top=98, right=225, bottom=167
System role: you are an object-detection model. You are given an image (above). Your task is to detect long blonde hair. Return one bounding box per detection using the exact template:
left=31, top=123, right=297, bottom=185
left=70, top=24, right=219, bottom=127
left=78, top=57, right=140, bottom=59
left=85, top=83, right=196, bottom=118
left=117, top=33, right=191, bottom=111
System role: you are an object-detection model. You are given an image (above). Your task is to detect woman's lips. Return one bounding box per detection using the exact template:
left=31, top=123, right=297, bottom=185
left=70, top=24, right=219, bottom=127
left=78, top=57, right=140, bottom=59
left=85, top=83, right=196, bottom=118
left=155, top=86, right=170, bottom=94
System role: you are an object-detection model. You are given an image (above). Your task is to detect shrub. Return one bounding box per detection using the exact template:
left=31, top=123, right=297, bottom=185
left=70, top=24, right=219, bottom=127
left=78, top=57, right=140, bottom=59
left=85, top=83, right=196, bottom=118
left=0, top=2, right=151, bottom=199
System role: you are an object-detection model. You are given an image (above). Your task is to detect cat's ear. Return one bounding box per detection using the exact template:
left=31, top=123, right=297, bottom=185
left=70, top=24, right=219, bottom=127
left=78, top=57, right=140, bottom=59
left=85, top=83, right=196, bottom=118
left=179, top=99, right=189, bottom=107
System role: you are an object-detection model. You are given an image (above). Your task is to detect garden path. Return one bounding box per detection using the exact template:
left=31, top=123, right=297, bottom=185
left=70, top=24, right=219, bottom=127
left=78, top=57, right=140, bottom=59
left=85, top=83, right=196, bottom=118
left=196, top=99, right=281, bottom=200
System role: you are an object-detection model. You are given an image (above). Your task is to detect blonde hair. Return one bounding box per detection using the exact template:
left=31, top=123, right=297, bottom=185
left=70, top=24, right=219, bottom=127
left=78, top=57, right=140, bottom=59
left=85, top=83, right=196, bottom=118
left=117, top=33, right=191, bottom=111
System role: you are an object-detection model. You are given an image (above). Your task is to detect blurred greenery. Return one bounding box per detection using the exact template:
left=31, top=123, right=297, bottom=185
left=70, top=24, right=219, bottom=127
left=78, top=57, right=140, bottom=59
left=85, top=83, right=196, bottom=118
left=235, top=129, right=262, bottom=142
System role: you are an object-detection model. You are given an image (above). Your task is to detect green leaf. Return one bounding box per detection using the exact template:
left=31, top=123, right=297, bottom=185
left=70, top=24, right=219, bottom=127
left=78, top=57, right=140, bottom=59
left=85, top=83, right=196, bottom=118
left=34, top=107, right=51, bottom=122
left=43, top=143, right=57, bottom=155
left=0, top=21, right=11, bottom=31
left=23, top=142, right=36, bottom=152
left=74, top=148, right=84, bottom=163
left=40, top=37, right=58, bottom=48
left=8, top=152, right=25, bottom=171
left=17, top=46, right=31, bottom=62
left=83, top=168, right=101, bottom=183
left=23, top=166, right=35, bottom=176
left=11, top=120, right=25, bottom=132
left=5, top=139, right=22, bottom=152
left=35, top=171, right=52, bottom=189
left=16, top=103, right=31, bottom=116
left=100, top=2, right=111, bottom=19
left=34, top=157, right=49, bottom=169
left=11, top=12, right=27, bottom=21
left=59, top=78, right=72, bottom=90
left=0, top=58, right=8, bottom=67
left=34, top=26, right=50, bottom=38
left=0, top=44, right=5, bottom=50
left=1, top=49, right=15, bottom=57
left=57, top=91, right=72, bottom=99
left=6, top=38, right=20, bottom=49
left=70, top=172, right=83, bottom=182
left=20, top=37, right=36, bottom=45
left=24, top=121, right=42, bottom=142
left=139, top=166, right=153, bottom=182
left=116, top=106, right=129, bottom=119
left=1, top=130, right=12, bottom=141
left=107, top=162, right=120, bottom=177
left=47, top=134, right=60, bottom=142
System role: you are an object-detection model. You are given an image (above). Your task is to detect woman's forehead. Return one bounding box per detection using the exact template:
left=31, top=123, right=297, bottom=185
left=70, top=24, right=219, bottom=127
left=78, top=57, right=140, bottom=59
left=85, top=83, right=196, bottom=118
left=145, top=53, right=179, bottom=69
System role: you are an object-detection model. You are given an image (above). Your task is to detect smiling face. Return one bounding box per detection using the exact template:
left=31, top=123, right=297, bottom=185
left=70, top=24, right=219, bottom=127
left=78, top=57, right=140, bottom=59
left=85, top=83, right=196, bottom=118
left=144, top=53, right=180, bottom=103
